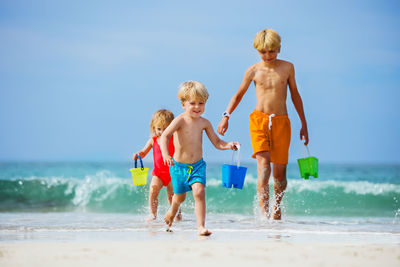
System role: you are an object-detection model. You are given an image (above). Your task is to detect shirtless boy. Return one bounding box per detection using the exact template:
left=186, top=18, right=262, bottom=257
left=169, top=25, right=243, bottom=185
left=160, top=81, right=239, bottom=235
left=217, top=29, right=309, bottom=220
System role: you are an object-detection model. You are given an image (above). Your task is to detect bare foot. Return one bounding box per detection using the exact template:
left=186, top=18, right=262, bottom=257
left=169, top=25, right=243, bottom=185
left=164, top=210, right=174, bottom=227
left=198, top=227, right=212, bottom=236
left=146, top=214, right=156, bottom=222
left=272, top=205, right=281, bottom=220
left=175, top=208, right=182, bottom=221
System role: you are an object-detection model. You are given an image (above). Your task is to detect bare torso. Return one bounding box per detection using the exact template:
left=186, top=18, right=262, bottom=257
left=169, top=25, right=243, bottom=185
left=172, top=114, right=207, bottom=164
left=251, top=59, right=292, bottom=115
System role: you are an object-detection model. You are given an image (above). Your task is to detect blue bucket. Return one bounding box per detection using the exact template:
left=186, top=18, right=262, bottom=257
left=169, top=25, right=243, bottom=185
left=222, top=164, right=247, bottom=189
left=222, top=145, right=247, bottom=189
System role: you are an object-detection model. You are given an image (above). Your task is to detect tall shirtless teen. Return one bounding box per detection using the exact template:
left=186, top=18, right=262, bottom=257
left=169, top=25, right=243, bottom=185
left=217, top=29, right=309, bottom=220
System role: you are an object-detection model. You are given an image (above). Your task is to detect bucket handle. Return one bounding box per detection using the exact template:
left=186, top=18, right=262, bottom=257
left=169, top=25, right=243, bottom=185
left=231, top=144, right=241, bottom=168
left=135, top=155, right=145, bottom=170
left=302, top=143, right=311, bottom=158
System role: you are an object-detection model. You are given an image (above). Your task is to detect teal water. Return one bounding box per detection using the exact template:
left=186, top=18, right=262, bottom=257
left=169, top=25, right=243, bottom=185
left=0, top=162, right=399, bottom=242
left=0, top=162, right=399, bottom=217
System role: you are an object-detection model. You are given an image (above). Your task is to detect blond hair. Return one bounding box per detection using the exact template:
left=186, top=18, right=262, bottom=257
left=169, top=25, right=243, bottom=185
left=177, top=81, right=209, bottom=102
left=149, top=109, right=174, bottom=134
left=253, top=29, right=281, bottom=51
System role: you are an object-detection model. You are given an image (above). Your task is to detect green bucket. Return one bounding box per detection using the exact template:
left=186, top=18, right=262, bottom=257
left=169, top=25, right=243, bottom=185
left=297, top=145, right=318, bottom=179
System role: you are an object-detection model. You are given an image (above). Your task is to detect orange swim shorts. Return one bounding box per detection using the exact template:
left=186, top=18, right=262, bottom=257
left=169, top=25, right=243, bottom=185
left=249, top=109, right=291, bottom=164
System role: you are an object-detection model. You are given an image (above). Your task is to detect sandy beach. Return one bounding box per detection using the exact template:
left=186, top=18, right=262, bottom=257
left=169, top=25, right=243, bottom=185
left=0, top=241, right=399, bottom=267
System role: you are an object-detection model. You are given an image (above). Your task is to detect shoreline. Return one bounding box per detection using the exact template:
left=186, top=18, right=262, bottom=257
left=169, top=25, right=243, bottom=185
left=1, top=212, right=399, bottom=244
left=1, top=227, right=399, bottom=245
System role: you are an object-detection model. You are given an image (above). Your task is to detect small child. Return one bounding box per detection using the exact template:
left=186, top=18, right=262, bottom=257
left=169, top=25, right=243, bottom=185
left=133, top=109, right=181, bottom=221
left=160, top=81, right=239, bottom=236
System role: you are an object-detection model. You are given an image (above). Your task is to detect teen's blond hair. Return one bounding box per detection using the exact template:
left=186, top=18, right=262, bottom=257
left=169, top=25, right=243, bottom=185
left=177, top=81, right=209, bottom=102
left=150, top=109, right=174, bottom=135
left=253, top=29, right=281, bottom=51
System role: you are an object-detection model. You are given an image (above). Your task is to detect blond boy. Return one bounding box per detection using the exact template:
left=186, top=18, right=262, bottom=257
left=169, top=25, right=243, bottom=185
left=217, top=29, right=309, bottom=220
left=160, top=81, right=239, bottom=236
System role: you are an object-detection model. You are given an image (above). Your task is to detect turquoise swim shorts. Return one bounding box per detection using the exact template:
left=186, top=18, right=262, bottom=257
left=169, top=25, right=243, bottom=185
left=169, top=158, right=206, bottom=195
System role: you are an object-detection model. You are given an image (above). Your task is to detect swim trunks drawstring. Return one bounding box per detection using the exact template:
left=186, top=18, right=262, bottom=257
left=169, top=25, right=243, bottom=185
left=268, top=114, right=276, bottom=148
left=186, top=166, right=193, bottom=182
left=268, top=114, right=276, bottom=130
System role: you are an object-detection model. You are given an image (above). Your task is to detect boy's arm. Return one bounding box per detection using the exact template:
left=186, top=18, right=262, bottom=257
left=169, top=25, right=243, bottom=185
left=205, top=120, right=239, bottom=150
left=288, top=63, right=309, bottom=145
left=160, top=117, right=181, bottom=166
left=132, top=138, right=153, bottom=161
left=217, top=66, right=255, bottom=136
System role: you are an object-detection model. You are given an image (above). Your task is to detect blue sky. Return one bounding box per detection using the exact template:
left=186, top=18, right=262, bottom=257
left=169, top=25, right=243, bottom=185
left=0, top=0, right=399, bottom=163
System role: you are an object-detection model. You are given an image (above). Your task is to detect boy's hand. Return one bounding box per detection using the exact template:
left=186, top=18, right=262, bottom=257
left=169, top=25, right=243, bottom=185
left=300, top=127, right=309, bottom=145
left=217, top=117, right=229, bottom=136
left=163, top=155, right=174, bottom=166
left=132, top=152, right=144, bottom=161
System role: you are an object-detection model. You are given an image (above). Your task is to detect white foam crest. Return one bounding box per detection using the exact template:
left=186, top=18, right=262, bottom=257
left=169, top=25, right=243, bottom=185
left=71, top=171, right=131, bottom=207
left=207, top=173, right=400, bottom=195
left=206, top=178, right=222, bottom=186
left=21, top=175, right=73, bottom=186
left=208, top=175, right=400, bottom=195
left=244, top=174, right=258, bottom=184
left=13, top=172, right=135, bottom=207
left=206, top=174, right=258, bottom=187
left=287, top=180, right=400, bottom=195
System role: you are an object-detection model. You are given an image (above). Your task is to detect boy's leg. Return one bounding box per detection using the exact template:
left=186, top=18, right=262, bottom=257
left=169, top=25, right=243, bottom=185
left=166, top=182, right=174, bottom=205
left=166, top=182, right=182, bottom=221
left=191, top=182, right=211, bottom=236
left=164, top=193, right=186, bottom=227
left=148, top=176, right=163, bottom=221
left=272, top=163, right=287, bottom=220
left=255, top=151, right=272, bottom=217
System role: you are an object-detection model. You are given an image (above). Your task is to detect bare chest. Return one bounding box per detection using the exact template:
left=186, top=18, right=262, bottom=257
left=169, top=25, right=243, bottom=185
left=254, top=68, right=288, bottom=91
left=177, top=122, right=204, bottom=143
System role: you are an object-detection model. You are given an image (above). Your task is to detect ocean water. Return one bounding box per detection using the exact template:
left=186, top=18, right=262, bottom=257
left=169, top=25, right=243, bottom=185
left=0, top=162, right=399, bottom=243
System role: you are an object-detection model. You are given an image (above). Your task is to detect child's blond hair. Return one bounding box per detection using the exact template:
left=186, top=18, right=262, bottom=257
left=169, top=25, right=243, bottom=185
left=253, top=29, right=281, bottom=51
left=150, top=109, right=174, bottom=135
left=177, top=81, right=209, bottom=102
